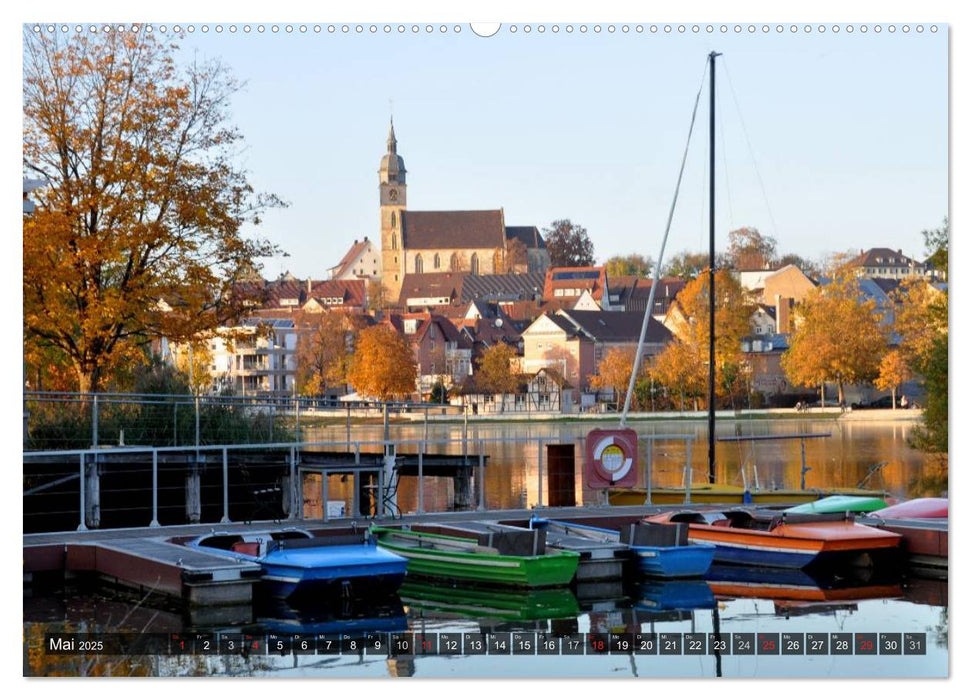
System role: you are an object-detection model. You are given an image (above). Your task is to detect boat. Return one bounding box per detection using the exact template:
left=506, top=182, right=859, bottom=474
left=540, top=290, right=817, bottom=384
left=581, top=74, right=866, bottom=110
left=398, top=579, right=580, bottom=622
left=645, top=509, right=902, bottom=570
left=255, top=595, right=408, bottom=636
left=369, top=524, right=579, bottom=588
left=634, top=579, right=716, bottom=613
left=530, top=517, right=714, bottom=579
left=608, top=485, right=888, bottom=507
left=185, top=527, right=408, bottom=600
left=870, top=497, right=948, bottom=519
left=785, top=494, right=889, bottom=515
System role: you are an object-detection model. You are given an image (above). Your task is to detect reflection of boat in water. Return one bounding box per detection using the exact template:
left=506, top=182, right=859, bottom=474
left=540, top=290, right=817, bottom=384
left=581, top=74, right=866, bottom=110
left=186, top=528, right=407, bottom=599
left=704, top=564, right=904, bottom=603
left=398, top=579, right=580, bottom=622
left=646, top=509, right=902, bottom=570
left=634, top=579, right=716, bottom=613
left=254, top=595, right=407, bottom=635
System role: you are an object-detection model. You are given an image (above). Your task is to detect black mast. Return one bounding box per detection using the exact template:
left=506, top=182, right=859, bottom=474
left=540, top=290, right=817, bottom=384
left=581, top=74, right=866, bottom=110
left=708, top=51, right=721, bottom=485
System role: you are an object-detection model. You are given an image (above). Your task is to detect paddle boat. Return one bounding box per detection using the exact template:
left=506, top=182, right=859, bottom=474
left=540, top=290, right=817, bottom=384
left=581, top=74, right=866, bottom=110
left=186, top=527, right=408, bottom=600
left=644, top=509, right=902, bottom=570
left=870, top=497, right=948, bottom=519
left=369, top=524, right=579, bottom=588
left=529, top=517, right=714, bottom=579
left=608, top=484, right=889, bottom=507
left=785, top=494, right=888, bottom=515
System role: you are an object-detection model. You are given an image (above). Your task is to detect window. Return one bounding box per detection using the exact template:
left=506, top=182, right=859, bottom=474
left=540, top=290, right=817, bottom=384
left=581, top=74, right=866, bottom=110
left=391, top=211, right=397, bottom=229
left=391, top=233, right=398, bottom=251
left=434, top=253, right=441, bottom=269
left=450, top=253, right=460, bottom=271
left=471, top=253, right=479, bottom=275
left=415, top=254, right=424, bottom=274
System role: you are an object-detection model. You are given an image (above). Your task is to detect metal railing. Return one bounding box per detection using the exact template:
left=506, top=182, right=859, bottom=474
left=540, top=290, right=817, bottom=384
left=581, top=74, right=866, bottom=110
left=23, top=432, right=698, bottom=534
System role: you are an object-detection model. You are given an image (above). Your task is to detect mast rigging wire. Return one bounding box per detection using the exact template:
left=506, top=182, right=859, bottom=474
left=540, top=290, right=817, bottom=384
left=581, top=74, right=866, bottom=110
left=620, top=60, right=709, bottom=427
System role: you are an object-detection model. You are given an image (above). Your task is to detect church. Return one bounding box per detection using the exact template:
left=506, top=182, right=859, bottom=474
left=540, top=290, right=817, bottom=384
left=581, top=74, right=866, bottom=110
left=378, top=120, right=549, bottom=302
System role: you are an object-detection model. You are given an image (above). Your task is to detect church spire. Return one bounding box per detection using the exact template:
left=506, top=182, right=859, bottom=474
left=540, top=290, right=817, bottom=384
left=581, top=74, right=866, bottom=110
left=387, top=117, right=397, bottom=154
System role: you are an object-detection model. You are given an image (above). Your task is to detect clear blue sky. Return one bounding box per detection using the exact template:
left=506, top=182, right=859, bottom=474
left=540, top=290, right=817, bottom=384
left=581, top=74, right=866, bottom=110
left=173, top=24, right=947, bottom=279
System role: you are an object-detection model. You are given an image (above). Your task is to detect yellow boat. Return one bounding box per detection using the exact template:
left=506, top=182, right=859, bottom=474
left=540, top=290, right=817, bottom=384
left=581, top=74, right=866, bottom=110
left=607, top=485, right=888, bottom=507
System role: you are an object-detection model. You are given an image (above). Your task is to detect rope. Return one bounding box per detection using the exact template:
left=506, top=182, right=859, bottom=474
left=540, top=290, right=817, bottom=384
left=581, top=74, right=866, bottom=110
left=621, top=60, right=709, bottom=426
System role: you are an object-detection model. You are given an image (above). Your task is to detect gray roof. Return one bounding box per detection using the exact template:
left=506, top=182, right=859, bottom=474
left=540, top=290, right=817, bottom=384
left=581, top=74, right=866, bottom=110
left=460, top=272, right=545, bottom=303
left=505, top=226, right=546, bottom=249
left=558, top=310, right=672, bottom=344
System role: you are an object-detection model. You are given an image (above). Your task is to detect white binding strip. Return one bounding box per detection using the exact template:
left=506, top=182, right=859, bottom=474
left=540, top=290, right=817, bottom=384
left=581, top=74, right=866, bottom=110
left=689, top=538, right=819, bottom=556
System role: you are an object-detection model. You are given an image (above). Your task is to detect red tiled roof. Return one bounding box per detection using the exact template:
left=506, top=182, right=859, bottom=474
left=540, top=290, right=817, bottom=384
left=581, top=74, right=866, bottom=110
left=542, top=266, right=607, bottom=301
left=402, top=210, right=506, bottom=249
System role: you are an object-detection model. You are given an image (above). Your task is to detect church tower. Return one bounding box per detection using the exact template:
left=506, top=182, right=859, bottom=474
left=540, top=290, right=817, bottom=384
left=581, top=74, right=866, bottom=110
left=379, top=119, right=407, bottom=302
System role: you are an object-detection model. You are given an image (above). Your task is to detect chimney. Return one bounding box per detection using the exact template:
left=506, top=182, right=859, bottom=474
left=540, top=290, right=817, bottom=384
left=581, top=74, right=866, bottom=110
left=775, top=294, right=792, bottom=334
left=307, top=278, right=312, bottom=294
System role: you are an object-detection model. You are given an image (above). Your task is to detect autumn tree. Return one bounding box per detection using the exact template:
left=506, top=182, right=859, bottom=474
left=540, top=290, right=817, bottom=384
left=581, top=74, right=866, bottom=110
left=347, top=325, right=417, bottom=400
left=604, top=253, right=654, bottom=278
left=502, top=237, right=528, bottom=273
left=669, top=269, right=755, bottom=406
left=172, top=336, right=215, bottom=395
left=726, top=226, right=777, bottom=270
left=651, top=341, right=707, bottom=411
left=23, top=29, right=282, bottom=394
left=475, top=343, right=520, bottom=395
left=543, top=219, right=595, bottom=267
left=893, top=278, right=947, bottom=371
left=663, top=250, right=709, bottom=280
left=875, top=350, right=912, bottom=410
left=781, top=272, right=886, bottom=405
left=367, top=280, right=393, bottom=312
left=295, top=312, right=360, bottom=396
left=589, top=347, right=636, bottom=410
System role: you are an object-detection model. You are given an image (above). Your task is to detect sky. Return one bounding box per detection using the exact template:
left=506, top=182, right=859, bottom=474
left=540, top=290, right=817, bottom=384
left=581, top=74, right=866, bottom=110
left=155, top=22, right=952, bottom=279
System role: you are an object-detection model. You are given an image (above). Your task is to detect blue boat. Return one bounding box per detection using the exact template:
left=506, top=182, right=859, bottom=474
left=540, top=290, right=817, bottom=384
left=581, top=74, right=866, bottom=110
left=635, top=579, right=716, bottom=612
left=530, top=518, right=714, bottom=579
left=186, top=528, right=407, bottom=600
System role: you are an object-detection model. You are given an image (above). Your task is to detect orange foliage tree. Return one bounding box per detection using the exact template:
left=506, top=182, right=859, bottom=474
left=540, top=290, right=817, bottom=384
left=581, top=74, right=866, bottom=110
left=875, top=349, right=912, bottom=410
left=662, top=268, right=755, bottom=406
left=347, top=325, right=417, bottom=400
left=650, top=340, right=707, bottom=411
left=295, top=312, right=362, bottom=396
left=590, top=347, right=637, bottom=410
left=23, top=29, right=282, bottom=394
left=475, top=343, right=520, bottom=395
left=781, top=270, right=886, bottom=404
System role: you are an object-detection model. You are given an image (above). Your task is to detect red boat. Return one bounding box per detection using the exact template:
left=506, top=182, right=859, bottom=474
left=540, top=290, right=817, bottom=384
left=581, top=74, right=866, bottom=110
left=870, top=498, right=948, bottom=519
left=645, top=509, right=902, bottom=570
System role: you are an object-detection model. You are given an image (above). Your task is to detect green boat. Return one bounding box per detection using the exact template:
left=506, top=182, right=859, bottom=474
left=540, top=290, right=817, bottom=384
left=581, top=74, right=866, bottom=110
left=785, top=495, right=889, bottom=515
left=369, top=525, right=579, bottom=588
left=398, top=580, right=580, bottom=622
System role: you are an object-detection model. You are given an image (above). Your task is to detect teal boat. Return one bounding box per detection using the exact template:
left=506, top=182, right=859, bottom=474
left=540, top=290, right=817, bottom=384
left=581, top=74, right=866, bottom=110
left=785, top=495, right=889, bottom=515
left=370, top=525, right=579, bottom=588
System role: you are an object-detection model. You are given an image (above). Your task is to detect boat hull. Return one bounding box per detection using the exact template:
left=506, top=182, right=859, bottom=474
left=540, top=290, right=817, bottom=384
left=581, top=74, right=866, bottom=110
left=371, top=527, right=579, bottom=588
left=634, top=543, right=716, bottom=578
left=609, top=486, right=887, bottom=507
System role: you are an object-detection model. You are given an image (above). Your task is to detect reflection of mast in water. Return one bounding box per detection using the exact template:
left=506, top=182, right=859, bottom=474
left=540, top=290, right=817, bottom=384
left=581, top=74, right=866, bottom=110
left=711, top=606, right=723, bottom=678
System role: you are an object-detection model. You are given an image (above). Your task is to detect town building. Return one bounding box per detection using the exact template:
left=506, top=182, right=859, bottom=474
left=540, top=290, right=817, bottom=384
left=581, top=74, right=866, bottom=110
left=848, top=247, right=928, bottom=280
left=328, top=237, right=381, bottom=281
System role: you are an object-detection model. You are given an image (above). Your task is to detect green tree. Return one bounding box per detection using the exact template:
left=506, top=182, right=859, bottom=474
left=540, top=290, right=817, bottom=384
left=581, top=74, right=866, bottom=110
left=663, top=250, right=710, bottom=280
left=604, top=253, right=654, bottom=278
left=23, top=29, right=282, bottom=393
left=782, top=271, right=886, bottom=405
left=542, top=219, right=595, bottom=267
left=922, top=217, right=949, bottom=277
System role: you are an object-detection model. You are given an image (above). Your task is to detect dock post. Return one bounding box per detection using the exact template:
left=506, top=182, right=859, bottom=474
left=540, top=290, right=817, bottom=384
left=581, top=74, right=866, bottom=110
left=186, top=455, right=202, bottom=524
left=537, top=439, right=544, bottom=508
left=220, top=448, right=230, bottom=523
left=321, top=469, right=329, bottom=523
left=77, top=453, right=88, bottom=532
left=417, top=442, right=424, bottom=514
left=346, top=404, right=351, bottom=449
left=150, top=450, right=160, bottom=527
left=352, top=442, right=361, bottom=517
left=645, top=439, right=653, bottom=506
left=90, top=395, right=98, bottom=447
left=477, top=443, right=485, bottom=511
left=684, top=440, right=693, bottom=505
left=84, top=453, right=101, bottom=529
left=287, top=446, right=297, bottom=520
left=800, top=438, right=808, bottom=491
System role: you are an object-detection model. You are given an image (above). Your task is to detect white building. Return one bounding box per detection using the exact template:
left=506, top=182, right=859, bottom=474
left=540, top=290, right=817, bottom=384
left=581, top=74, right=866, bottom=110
left=328, top=237, right=382, bottom=281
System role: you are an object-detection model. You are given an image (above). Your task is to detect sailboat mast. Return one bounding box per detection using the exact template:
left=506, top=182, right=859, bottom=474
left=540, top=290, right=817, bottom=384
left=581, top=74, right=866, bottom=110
left=708, top=51, right=721, bottom=485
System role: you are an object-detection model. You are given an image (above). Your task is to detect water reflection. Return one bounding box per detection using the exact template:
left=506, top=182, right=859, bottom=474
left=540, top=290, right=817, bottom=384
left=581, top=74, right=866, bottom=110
left=304, top=418, right=939, bottom=514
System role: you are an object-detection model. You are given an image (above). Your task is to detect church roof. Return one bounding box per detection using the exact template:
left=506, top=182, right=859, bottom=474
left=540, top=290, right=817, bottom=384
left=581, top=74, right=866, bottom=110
left=402, top=210, right=506, bottom=249
left=505, top=226, right=546, bottom=249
